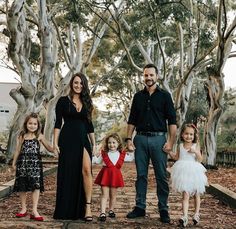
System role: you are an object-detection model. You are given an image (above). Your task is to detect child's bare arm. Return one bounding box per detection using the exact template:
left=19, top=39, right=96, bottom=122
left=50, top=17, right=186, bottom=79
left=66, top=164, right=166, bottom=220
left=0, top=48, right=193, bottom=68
left=12, top=136, right=23, bottom=169
left=190, top=143, right=202, bottom=162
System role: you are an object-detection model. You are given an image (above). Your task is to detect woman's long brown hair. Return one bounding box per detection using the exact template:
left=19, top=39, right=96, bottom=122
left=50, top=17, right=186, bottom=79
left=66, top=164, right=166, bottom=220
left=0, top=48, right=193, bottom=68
left=68, top=72, right=93, bottom=120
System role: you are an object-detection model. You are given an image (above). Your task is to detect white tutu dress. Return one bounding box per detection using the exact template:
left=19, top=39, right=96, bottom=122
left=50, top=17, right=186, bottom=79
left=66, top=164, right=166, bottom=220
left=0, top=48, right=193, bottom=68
left=171, top=143, right=208, bottom=195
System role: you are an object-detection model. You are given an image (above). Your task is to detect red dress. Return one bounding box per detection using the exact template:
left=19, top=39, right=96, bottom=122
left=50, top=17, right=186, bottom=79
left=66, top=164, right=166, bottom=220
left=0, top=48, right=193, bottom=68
left=94, top=150, right=126, bottom=188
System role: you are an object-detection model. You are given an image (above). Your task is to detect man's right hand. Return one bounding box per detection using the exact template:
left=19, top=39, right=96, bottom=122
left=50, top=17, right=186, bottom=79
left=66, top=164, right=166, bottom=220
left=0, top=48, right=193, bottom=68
left=126, top=140, right=135, bottom=152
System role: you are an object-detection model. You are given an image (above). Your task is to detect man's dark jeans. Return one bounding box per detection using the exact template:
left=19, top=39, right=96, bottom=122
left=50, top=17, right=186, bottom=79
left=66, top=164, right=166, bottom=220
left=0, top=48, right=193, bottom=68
left=133, top=134, right=169, bottom=211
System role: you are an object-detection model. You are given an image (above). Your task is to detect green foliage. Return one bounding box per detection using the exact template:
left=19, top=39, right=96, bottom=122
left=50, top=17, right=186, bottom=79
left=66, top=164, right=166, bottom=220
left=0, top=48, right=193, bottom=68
left=217, top=129, right=236, bottom=148
left=185, top=79, right=208, bottom=124
left=108, top=120, right=127, bottom=143
left=159, top=2, right=191, bottom=23
left=199, top=28, right=215, bottom=50
left=26, top=0, right=34, bottom=5
left=63, top=0, right=89, bottom=25
left=29, top=42, right=40, bottom=66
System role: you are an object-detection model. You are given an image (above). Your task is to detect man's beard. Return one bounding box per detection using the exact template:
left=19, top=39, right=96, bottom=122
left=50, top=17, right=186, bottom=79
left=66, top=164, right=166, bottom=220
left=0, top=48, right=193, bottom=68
left=145, top=80, right=156, bottom=87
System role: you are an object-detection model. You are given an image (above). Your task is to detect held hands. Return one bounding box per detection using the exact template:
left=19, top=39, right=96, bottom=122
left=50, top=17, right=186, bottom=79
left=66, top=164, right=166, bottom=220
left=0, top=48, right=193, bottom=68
left=54, top=144, right=60, bottom=155
left=126, top=140, right=135, bottom=152
left=162, top=142, right=172, bottom=153
left=12, top=163, right=16, bottom=171
left=92, top=144, right=99, bottom=157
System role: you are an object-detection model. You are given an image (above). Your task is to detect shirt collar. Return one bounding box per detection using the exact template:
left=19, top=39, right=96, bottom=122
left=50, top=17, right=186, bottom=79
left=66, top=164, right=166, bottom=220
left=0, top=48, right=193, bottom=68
left=142, top=84, right=160, bottom=94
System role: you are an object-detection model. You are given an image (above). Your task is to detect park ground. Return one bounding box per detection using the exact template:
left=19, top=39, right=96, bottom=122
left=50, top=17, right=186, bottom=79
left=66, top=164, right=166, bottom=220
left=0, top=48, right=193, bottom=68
left=0, top=162, right=235, bottom=228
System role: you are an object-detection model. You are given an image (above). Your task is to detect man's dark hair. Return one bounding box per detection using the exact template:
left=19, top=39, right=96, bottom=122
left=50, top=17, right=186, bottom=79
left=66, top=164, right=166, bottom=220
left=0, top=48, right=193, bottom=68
left=143, top=63, right=158, bottom=74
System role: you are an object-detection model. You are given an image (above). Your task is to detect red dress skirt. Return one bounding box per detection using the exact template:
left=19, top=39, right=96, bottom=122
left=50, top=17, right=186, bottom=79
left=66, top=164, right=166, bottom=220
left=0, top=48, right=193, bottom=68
left=94, top=150, right=126, bottom=188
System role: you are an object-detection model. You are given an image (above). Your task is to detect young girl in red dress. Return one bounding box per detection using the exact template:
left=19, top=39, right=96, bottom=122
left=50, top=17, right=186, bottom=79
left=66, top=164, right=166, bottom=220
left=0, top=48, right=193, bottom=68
left=94, top=133, right=126, bottom=222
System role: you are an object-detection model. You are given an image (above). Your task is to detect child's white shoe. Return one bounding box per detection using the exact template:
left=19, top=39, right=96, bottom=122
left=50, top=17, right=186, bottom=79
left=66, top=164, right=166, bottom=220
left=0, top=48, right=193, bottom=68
left=192, top=213, right=200, bottom=225
left=179, top=215, right=188, bottom=227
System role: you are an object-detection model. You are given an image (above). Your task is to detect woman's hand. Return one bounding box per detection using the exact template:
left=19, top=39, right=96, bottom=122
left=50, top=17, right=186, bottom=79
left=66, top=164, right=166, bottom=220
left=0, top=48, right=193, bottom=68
left=12, top=162, right=16, bottom=171
left=92, top=144, right=97, bottom=156
left=54, top=144, right=60, bottom=155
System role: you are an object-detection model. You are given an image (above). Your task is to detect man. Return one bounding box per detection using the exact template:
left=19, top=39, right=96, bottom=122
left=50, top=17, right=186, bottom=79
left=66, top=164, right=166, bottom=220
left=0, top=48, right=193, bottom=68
left=126, top=63, right=177, bottom=223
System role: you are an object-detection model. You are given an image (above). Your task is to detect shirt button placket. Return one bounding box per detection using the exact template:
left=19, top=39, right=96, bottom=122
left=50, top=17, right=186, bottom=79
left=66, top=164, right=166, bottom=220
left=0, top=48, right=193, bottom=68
left=147, top=98, right=151, bottom=130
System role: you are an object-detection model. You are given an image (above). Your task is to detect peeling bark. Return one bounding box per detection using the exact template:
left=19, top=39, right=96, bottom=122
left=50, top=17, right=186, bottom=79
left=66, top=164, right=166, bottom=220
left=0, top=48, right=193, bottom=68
left=6, top=0, right=57, bottom=159
left=204, top=73, right=224, bottom=165
left=204, top=0, right=236, bottom=165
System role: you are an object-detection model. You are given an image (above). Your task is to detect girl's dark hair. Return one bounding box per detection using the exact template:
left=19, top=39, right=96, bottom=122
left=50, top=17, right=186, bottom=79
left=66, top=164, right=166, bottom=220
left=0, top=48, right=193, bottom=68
left=180, top=123, right=198, bottom=143
left=69, top=72, right=93, bottom=120
left=20, top=113, right=41, bottom=138
left=102, top=133, right=123, bottom=153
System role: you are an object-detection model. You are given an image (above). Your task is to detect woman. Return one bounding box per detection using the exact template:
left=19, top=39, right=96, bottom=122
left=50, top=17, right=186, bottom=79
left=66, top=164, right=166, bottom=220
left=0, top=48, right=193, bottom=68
left=53, top=72, right=95, bottom=221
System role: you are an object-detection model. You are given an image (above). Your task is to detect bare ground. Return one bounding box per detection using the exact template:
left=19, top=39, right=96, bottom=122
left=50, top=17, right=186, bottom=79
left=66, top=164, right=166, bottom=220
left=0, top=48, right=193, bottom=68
left=0, top=161, right=235, bottom=228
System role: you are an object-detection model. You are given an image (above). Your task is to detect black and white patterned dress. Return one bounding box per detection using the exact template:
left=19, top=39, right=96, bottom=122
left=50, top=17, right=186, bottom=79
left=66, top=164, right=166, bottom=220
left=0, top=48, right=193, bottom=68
left=13, top=139, right=44, bottom=192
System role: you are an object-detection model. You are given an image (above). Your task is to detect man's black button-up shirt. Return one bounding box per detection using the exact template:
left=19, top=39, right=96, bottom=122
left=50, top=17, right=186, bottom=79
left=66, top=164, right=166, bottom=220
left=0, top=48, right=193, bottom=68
left=128, top=86, right=176, bottom=132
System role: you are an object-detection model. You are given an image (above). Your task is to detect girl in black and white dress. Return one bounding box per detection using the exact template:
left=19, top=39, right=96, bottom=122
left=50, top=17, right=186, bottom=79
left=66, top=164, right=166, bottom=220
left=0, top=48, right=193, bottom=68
left=12, top=113, right=54, bottom=221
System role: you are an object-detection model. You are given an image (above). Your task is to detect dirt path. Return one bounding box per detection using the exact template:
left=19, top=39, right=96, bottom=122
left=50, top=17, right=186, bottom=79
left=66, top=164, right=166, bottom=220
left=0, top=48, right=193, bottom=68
left=0, top=163, right=235, bottom=228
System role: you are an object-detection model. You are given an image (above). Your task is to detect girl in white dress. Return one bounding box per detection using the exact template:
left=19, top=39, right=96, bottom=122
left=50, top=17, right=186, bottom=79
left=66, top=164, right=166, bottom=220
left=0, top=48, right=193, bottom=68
left=166, top=124, right=208, bottom=227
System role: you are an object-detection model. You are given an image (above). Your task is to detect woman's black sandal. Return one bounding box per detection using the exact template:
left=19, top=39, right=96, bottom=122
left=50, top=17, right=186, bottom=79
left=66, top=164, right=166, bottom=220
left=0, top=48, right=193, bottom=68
left=108, top=210, right=116, bottom=218
left=98, top=213, right=106, bottom=222
left=84, top=203, right=93, bottom=222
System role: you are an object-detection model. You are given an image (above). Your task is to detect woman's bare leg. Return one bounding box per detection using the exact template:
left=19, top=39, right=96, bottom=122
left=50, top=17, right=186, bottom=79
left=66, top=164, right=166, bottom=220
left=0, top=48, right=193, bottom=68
left=82, top=149, right=93, bottom=218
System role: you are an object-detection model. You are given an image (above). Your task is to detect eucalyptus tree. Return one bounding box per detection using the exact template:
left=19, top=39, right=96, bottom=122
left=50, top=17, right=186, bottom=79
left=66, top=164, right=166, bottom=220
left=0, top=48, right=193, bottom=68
left=84, top=0, right=236, bottom=165
left=3, top=0, right=110, bottom=159
left=87, top=1, right=213, bottom=126
left=5, top=0, right=57, bottom=159
left=203, top=0, right=236, bottom=165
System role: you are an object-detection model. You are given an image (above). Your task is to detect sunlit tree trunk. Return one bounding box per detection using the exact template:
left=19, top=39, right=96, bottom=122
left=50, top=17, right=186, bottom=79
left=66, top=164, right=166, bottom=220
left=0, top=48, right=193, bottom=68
left=204, top=0, right=236, bottom=166
left=6, top=0, right=56, bottom=160
left=204, top=72, right=224, bottom=165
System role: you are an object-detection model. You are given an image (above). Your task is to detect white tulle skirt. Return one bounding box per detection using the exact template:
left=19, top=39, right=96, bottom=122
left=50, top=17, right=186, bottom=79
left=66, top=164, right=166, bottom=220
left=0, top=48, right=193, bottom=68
left=171, top=160, right=208, bottom=195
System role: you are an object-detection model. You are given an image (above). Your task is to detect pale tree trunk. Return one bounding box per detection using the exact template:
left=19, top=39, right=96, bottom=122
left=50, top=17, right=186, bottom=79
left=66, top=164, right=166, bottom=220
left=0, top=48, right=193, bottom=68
left=175, top=3, right=195, bottom=132
left=204, top=73, right=224, bottom=165
left=204, top=0, right=236, bottom=166
left=44, top=21, right=108, bottom=143
left=6, top=0, right=57, bottom=160
left=6, top=0, right=36, bottom=159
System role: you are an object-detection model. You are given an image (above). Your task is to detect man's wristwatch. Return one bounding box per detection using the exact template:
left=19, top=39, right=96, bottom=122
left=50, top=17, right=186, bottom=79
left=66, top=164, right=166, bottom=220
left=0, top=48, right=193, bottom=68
left=125, top=137, right=132, bottom=142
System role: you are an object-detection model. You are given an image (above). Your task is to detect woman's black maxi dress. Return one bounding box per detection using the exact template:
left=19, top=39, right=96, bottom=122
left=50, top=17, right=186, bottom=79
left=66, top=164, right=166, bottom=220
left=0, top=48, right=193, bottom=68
left=53, top=96, right=94, bottom=220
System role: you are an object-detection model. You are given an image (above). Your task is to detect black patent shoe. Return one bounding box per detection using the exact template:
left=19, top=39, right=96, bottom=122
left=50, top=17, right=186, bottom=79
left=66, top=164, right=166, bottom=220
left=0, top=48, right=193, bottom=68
left=126, top=207, right=145, bottom=219
left=98, top=213, right=106, bottom=222
left=160, top=210, right=170, bottom=223
left=108, top=210, right=116, bottom=218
